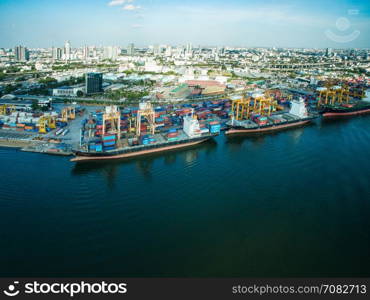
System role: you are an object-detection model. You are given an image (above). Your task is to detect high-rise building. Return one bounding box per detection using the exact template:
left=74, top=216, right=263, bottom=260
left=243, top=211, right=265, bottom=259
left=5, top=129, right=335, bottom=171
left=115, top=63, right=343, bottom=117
left=326, top=48, right=332, bottom=57
left=14, top=45, right=30, bottom=61
left=153, top=45, right=161, bottom=56
left=103, top=46, right=119, bottom=60
left=85, top=72, right=103, bottom=95
left=186, top=43, right=192, bottom=53
left=127, top=43, right=135, bottom=55
left=165, top=45, right=172, bottom=57
left=64, top=40, right=71, bottom=60
left=52, top=47, right=63, bottom=60
left=83, top=45, right=89, bottom=60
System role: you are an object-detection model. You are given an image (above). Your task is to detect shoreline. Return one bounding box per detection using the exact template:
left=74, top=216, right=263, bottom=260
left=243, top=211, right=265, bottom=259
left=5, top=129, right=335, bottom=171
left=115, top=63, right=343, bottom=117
left=0, top=139, right=33, bottom=149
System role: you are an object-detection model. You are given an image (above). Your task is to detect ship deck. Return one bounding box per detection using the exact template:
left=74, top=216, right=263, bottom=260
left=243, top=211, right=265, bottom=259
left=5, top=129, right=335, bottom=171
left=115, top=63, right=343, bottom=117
left=76, top=131, right=216, bottom=157
left=226, top=113, right=315, bottom=129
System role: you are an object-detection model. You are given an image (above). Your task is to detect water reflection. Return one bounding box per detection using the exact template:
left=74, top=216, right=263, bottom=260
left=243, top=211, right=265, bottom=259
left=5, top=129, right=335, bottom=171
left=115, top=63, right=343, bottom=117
left=289, top=128, right=304, bottom=144
left=320, top=117, right=352, bottom=129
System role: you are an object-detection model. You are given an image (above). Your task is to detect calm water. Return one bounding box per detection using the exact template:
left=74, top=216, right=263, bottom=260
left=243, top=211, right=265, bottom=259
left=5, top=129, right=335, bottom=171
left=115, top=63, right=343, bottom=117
left=1, top=116, right=370, bottom=277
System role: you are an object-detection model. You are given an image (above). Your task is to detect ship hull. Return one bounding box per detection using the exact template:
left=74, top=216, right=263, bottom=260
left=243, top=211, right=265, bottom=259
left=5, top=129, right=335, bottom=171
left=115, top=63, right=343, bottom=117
left=71, top=136, right=210, bottom=162
left=322, top=107, right=370, bottom=117
left=225, top=119, right=311, bottom=135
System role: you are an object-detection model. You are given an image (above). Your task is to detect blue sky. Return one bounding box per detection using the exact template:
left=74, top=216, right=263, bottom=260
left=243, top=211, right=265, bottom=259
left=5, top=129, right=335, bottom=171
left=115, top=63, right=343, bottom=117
left=0, top=0, right=369, bottom=48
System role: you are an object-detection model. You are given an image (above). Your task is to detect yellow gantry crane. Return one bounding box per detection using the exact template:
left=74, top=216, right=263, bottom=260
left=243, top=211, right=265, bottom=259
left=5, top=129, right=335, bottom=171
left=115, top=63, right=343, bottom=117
left=231, top=94, right=278, bottom=121
left=317, top=85, right=351, bottom=107
left=103, top=105, right=121, bottom=137
left=38, top=116, right=56, bottom=133
left=231, top=96, right=252, bottom=121
left=0, top=104, right=16, bottom=115
left=60, top=106, right=76, bottom=122
left=136, top=102, right=156, bottom=136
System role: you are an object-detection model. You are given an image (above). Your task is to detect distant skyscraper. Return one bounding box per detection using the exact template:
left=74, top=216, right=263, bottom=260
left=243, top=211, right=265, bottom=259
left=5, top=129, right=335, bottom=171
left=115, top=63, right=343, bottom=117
left=85, top=72, right=103, bottom=95
left=92, top=46, right=97, bottom=58
left=14, top=45, right=29, bottom=61
left=217, top=46, right=225, bottom=55
left=103, top=46, right=119, bottom=60
left=52, top=47, right=63, bottom=60
left=83, top=45, right=89, bottom=60
left=165, top=45, right=172, bottom=57
left=153, top=45, right=161, bottom=56
left=64, top=40, right=71, bottom=60
left=326, top=48, right=332, bottom=57
left=127, top=43, right=135, bottom=55
left=186, top=43, right=192, bottom=53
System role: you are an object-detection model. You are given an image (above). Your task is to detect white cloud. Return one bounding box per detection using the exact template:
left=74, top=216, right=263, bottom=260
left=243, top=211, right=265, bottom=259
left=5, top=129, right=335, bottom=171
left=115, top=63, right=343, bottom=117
left=107, top=0, right=133, bottom=7
left=131, top=24, right=143, bottom=28
left=123, top=4, right=141, bottom=11
left=108, top=0, right=126, bottom=6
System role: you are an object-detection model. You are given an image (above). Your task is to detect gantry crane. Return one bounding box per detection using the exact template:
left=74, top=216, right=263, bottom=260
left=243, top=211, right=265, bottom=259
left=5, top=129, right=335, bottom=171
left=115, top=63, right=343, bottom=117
left=67, top=106, right=75, bottom=120
left=38, top=115, right=56, bottom=133
left=231, top=96, right=252, bottom=121
left=317, top=85, right=351, bottom=107
left=0, top=104, right=16, bottom=115
left=253, top=95, right=276, bottom=116
left=231, top=94, right=278, bottom=121
left=60, top=106, right=76, bottom=122
left=264, top=90, right=284, bottom=110
left=102, top=105, right=121, bottom=139
left=136, top=102, right=156, bottom=136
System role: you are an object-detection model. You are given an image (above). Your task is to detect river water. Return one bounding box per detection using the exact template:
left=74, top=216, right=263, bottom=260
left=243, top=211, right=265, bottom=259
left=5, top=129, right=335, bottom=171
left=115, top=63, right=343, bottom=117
left=1, top=116, right=370, bottom=277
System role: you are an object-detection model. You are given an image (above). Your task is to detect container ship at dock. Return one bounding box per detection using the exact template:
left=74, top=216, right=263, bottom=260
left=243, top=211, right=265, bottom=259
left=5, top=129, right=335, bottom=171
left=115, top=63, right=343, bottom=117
left=71, top=104, right=221, bottom=162
left=226, top=96, right=317, bottom=135
left=317, top=82, right=370, bottom=118
left=319, top=90, right=370, bottom=118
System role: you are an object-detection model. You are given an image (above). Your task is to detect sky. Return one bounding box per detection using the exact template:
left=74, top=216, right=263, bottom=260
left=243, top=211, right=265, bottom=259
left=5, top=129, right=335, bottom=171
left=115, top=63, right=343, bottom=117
left=0, top=0, right=369, bottom=49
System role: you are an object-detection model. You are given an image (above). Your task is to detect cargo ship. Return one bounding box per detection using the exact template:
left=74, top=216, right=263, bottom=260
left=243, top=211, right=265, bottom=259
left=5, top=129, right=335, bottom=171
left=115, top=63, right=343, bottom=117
left=71, top=114, right=220, bottom=162
left=321, top=90, right=370, bottom=117
left=226, top=97, right=316, bottom=135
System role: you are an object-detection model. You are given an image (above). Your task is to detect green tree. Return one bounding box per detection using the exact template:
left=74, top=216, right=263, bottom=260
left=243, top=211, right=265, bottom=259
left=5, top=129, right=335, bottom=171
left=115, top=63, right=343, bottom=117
left=31, top=99, right=40, bottom=111
left=76, top=90, right=84, bottom=97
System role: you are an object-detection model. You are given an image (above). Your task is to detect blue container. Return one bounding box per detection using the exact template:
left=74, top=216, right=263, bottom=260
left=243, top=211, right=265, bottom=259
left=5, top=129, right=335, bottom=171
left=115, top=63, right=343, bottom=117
left=95, top=144, right=103, bottom=152
left=168, top=128, right=177, bottom=133
left=103, top=141, right=116, bottom=147
left=103, top=135, right=116, bottom=141
left=104, top=146, right=115, bottom=151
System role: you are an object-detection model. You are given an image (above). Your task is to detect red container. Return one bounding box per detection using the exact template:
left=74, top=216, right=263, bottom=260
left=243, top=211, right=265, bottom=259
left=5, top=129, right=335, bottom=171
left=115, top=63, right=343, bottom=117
left=102, top=138, right=115, bottom=143
left=167, top=132, right=178, bottom=138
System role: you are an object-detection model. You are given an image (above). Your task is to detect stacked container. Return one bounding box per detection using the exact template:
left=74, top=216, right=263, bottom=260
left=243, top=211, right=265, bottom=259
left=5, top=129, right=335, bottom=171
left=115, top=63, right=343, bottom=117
left=102, top=134, right=116, bottom=150
left=208, top=121, right=221, bottom=134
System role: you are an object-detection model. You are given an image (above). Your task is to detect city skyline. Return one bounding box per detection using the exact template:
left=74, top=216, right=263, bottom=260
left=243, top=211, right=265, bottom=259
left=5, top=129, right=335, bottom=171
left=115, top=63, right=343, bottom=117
left=0, top=0, right=369, bottom=49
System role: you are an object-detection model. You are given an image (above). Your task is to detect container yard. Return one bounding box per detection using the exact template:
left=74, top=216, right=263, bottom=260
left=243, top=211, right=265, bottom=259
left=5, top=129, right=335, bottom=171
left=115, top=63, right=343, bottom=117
left=0, top=100, right=86, bottom=154
left=1, top=82, right=369, bottom=158
left=0, top=98, right=230, bottom=157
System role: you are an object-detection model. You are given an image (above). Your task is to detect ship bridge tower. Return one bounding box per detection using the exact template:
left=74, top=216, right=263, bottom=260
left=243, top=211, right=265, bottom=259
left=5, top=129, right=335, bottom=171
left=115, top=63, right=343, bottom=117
left=290, top=97, right=308, bottom=118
